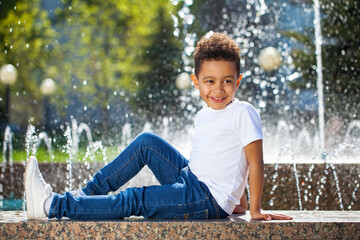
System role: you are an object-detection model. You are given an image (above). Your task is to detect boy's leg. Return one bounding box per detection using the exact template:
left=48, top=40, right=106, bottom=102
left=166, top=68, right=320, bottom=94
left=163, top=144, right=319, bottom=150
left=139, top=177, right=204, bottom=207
left=82, top=132, right=189, bottom=195
left=49, top=168, right=228, bottom=220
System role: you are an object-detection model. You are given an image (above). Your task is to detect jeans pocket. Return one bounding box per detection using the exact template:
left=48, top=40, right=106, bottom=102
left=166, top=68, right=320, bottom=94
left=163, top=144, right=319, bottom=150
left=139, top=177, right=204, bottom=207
left=173, top=209, right=209, bottom=220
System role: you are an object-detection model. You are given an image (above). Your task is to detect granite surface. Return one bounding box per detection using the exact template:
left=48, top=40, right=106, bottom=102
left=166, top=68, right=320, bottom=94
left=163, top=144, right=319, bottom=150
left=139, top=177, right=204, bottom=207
left=1, top=211, right=360, bottom=239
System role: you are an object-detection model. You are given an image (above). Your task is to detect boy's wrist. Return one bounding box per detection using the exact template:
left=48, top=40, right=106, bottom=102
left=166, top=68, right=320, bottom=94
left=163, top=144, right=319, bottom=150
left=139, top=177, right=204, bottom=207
left=250, top=208, right=262, bottom=215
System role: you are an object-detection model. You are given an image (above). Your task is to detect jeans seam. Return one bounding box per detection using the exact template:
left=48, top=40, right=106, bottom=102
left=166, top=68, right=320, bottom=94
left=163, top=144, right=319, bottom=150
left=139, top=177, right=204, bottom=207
left=212, top=199, right=220, bottom=218
left=146, top=198, right=207, bottom=207
left=173, top=209, right=208, bottom=219
left=90, top=146, right=182, bottom=195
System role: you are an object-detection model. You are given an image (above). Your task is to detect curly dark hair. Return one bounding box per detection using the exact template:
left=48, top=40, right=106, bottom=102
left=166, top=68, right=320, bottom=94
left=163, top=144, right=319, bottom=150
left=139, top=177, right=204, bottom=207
left=194, top=32, right=241, bottom=77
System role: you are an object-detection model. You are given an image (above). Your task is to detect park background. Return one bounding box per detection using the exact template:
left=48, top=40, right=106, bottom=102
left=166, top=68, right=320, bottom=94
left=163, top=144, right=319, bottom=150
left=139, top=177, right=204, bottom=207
left=0, top=0, right=359, bottom=162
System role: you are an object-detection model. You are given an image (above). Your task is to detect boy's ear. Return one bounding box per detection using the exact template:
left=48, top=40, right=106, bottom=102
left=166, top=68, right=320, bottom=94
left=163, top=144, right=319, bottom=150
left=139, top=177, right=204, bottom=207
left=236, top=74, right=243, bottom=89
left=191, top=74, right=199, bottom=89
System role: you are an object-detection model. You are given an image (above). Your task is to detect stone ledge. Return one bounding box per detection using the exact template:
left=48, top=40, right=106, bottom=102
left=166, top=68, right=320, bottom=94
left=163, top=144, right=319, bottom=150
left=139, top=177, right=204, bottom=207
left=1, top=211, right=360, bottom=239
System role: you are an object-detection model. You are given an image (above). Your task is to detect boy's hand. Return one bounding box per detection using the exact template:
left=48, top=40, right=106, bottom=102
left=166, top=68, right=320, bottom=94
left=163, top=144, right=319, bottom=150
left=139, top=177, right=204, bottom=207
left=251, top=210, right=293, bottom=221
left=232, top=192, right=247, bottom=214
left=232, top=204, right=246, bottom=214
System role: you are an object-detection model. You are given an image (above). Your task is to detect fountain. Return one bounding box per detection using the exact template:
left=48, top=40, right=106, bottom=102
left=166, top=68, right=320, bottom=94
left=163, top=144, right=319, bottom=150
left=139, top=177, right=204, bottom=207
left=0, top=0, right=359, bottom=222
left=0, top=0, right=360, bottom=239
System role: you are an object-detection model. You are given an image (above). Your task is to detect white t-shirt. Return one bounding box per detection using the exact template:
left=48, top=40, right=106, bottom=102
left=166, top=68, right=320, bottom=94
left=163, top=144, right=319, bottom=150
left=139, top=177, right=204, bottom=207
left=188, top=98, right=263, bottom=214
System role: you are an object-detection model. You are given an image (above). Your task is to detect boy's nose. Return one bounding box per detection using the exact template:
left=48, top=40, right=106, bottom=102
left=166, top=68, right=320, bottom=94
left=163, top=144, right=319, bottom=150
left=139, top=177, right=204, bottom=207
left=214, top=82, right=224, bottom=91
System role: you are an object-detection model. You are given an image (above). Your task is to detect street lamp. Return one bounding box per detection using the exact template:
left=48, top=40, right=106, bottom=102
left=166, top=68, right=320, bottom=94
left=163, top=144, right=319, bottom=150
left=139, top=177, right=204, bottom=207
left=0, top=64, right=18, bottom=125
left=40, top=78, right=56, bottom=131
left=175, top=72, right=192, bottom=90
left=258, top=47, right=282, bottom=72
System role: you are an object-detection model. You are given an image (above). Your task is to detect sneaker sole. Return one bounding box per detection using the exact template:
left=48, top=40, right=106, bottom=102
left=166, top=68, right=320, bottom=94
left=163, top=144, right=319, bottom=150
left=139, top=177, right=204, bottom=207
left=25, top=157, right=36, bottom=219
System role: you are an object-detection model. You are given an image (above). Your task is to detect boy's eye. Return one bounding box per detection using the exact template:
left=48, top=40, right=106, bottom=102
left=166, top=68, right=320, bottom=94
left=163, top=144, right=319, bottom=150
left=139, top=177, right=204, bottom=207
left=206, top=80, right=214, bottom=84
left=224, top=79, right=233, bottom=84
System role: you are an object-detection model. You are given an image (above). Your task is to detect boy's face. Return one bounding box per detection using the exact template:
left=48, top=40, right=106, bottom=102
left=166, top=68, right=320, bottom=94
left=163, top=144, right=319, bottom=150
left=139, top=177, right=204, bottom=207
left=191, top=60, right=242, bottom=110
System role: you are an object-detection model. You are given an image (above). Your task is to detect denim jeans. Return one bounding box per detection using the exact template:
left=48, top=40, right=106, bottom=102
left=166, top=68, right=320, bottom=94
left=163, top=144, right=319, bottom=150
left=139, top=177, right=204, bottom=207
left=48, top=132, right=228, bottom=220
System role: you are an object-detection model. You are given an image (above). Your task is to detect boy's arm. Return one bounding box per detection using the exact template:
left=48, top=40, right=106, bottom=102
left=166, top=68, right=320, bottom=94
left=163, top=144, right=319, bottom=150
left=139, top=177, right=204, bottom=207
left=245, top=140, right=292, bottom=221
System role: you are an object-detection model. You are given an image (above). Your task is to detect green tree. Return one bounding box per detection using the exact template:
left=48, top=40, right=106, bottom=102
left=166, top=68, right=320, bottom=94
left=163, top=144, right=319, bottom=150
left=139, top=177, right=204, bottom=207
left=51, top=0, right=185, bottom=137
left=0, top=0, right=184, bottom=138
left=0, top=0, right=58, bottom=127
left=132, top=3, right=184, bottom=128
left=49, top=0, right=160, bottom=136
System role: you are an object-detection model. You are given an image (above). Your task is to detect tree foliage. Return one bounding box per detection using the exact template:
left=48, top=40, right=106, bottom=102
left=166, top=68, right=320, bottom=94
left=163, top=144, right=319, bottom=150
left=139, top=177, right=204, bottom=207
left=0, top=0, right=58, bottom=127
left=132, top=4, right=184, bottom=127
left=0, top=0, right=183, bottom=132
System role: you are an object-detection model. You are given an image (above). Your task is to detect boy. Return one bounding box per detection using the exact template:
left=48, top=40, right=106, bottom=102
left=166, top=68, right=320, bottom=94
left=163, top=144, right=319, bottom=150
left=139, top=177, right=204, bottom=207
left=25, top=32, right=292, bottom=221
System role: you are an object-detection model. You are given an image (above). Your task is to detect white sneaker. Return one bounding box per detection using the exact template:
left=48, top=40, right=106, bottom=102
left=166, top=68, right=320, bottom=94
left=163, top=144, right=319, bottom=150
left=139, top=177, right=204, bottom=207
left=25, top=156, right=53, bottom=219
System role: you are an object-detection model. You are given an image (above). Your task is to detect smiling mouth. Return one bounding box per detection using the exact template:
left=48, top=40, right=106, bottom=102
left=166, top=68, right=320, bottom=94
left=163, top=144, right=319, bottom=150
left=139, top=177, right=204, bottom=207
left=210, top=97, right=226, bottom=103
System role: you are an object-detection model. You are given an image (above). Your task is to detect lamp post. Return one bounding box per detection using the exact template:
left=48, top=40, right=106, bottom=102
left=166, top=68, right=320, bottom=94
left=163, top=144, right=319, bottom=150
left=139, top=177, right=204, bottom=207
left=40, top=78, right=56, bottom=132
left=0, top=64, right=18, bottom=126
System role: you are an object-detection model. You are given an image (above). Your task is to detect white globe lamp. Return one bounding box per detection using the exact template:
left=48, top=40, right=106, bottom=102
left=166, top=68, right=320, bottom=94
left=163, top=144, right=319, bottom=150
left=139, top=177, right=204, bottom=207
left=175, top=72, right=192, bottom=90
left=0, top=64, right=17, bottom=85
left=258, top=47, right=282, bottom=72
left=41, top=78, right=56, bottom=96
left=0, top=64, right=18, bottom=125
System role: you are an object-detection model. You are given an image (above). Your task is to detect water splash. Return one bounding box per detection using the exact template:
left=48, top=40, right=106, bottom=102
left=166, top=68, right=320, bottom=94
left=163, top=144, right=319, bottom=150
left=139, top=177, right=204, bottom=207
left=175, top=0, right=195, bottom=71
left=333, top=143, right=360, bottom=209
left=71, top=118, right=94, bottom=156
left=313, top=0, right=325, bottom=150
left=254, top=0, right=267, bottom=15
left=64, top=125, right=73, bottom=192
left=78, top=140, right=107, bottom=189
left=295, top=128, right=313, bottom=154
left=269, top=145, right=302, bottom=210
left=2, top=126, right=13, bottom=166
left=121, top=123, right=132, bottom=148
left=25, top=125, right=37, bottom=159
left=36, top=132, right=54, bottom=163
left=343, top=120, right=360, bottom=144
left=315, top=152, right=344, bottom=210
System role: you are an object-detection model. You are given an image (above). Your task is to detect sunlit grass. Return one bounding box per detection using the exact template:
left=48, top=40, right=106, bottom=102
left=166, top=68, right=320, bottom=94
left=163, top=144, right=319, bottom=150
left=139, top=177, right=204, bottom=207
left=1, top=146, right=121, bottom=163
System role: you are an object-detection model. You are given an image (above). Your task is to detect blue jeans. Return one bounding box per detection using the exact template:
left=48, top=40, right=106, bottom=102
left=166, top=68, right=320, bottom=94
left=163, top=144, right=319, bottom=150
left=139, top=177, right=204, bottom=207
left=48, top=132, right=228, bottom=220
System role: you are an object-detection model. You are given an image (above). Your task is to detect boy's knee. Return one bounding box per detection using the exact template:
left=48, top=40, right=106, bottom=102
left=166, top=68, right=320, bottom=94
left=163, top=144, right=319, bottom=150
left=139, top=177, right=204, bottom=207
left=135, top=132, right=158, bottom=144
